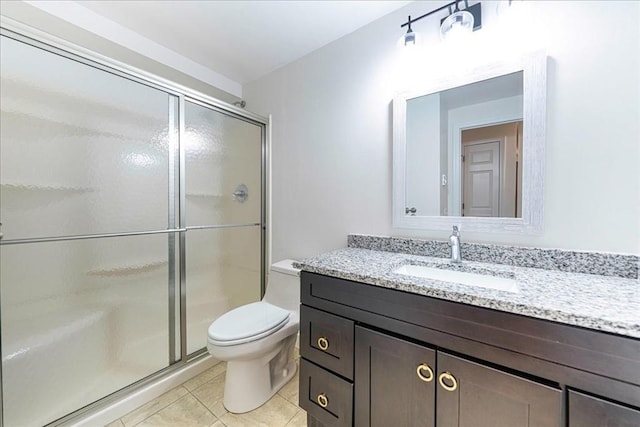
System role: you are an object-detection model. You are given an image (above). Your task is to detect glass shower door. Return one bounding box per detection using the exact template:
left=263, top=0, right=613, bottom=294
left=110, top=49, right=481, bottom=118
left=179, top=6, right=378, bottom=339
left=0, top=235, right=171, bottom=426
left=0, top=27, right=267, bottom=426
left=183, top=100, right=263, bottom=355
left=0, top=35, right=176, bottom=426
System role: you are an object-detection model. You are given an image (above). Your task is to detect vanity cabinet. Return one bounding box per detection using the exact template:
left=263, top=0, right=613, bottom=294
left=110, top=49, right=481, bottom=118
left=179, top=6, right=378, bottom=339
left=299, top=271, right=640, bottom=427
left=355, top=326, right=561, bottom=427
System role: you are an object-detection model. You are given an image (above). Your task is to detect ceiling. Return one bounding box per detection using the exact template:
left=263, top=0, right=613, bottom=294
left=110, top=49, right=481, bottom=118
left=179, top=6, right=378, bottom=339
left=25, top=1, right=412, bottom=95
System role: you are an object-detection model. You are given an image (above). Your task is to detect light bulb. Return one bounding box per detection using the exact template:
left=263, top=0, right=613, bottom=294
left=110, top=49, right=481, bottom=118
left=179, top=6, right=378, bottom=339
left=404, top=28, right=416, bottom=46
left=397, top=29, right=422, bottom=50
left=440, top=10, right=474, bottom=41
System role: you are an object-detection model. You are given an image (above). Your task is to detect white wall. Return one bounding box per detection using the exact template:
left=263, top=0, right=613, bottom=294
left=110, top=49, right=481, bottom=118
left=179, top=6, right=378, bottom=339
left=244, top=0, right=640, bottom=259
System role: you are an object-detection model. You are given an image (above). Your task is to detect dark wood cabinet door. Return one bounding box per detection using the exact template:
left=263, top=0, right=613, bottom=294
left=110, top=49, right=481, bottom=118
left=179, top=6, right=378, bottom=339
left=569, top=390, right=640, bottom=427
left=436, top=352, right=562, bottom=427
left=354, top=326, right=436, bottom=427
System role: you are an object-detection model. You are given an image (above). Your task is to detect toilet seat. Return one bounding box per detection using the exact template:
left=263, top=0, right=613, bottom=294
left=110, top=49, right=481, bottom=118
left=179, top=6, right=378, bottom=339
left=208, top=302, right=290, bottom=346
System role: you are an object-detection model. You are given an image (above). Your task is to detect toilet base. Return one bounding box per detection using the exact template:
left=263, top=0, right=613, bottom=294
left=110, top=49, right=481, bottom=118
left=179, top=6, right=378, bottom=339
left=222, top=335, right=297, bottom=413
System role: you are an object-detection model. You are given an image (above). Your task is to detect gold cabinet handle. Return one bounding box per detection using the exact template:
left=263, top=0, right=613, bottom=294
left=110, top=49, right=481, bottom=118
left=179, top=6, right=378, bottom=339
left=438, top=372, right=458, bottom=391
left=416, top=363, right=434, bottom=382
left=317, top=336, right=329, bottom=351
left=317, top=393, right=328, bottom=408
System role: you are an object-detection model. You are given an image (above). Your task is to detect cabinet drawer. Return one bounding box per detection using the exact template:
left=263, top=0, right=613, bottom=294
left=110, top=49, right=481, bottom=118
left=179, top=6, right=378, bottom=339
left=300, top=305, right=354, bottom=379
left=299, top=359, right=353, bottom=427
left=569, top=390, right=640, bottom=427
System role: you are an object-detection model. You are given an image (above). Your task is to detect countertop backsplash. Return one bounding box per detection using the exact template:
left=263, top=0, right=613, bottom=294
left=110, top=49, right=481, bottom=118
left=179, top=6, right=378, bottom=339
left=347, top=234, right=639, bottom=280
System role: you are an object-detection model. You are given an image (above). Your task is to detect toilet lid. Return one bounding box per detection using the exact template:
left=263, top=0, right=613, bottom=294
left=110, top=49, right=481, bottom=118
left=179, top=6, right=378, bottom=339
left=207, top=302, right=290, bottom=346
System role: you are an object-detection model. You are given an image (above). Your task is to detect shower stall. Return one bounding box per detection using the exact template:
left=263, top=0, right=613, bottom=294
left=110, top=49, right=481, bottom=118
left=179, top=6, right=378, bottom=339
left=0, top=23, right=267, bottom=427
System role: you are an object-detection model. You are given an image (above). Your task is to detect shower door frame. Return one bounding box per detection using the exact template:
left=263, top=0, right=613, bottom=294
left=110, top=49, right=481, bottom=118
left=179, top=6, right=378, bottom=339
left=0, top=17, right=269, bottom=427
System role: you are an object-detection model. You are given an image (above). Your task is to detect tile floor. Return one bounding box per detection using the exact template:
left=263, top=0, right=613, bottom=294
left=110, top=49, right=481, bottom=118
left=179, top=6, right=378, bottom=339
left=105, top=352, right=305, bottom=427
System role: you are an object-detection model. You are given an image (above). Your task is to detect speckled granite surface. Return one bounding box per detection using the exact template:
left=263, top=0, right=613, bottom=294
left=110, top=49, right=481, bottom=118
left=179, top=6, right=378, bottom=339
left=296, top=248, right=640, bottom=339
left=348, top=234, right=639, bottom=279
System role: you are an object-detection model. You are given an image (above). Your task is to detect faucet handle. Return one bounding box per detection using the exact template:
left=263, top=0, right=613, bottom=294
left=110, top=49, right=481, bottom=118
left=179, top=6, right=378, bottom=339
left=452, top=225, right=460, bottom=236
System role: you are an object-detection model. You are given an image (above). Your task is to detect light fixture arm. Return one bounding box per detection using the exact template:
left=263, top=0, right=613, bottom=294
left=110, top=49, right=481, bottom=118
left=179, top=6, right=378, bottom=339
left=406, top=15, right=413, bottom=33
left=400, top=0, right=460, bottom=30
left=400, top=0, right=481, bottom=31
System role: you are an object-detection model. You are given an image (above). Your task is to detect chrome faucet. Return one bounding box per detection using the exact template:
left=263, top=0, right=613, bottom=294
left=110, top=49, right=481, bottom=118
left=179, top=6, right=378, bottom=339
left=449, top=226, right=462, bottom=263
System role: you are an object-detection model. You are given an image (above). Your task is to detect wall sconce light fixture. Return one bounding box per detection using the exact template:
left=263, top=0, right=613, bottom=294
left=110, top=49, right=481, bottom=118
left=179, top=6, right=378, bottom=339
left=401, top=0, right=482, bottom=46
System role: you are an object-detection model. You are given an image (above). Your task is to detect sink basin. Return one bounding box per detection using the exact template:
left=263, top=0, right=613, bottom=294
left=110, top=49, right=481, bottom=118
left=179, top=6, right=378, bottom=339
left=393, top=264, right=519, bottom=293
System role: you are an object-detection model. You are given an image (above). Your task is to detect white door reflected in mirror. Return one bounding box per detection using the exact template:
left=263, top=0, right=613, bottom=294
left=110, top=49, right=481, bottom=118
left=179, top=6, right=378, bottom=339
left=461, top=121, right=523, bottom=218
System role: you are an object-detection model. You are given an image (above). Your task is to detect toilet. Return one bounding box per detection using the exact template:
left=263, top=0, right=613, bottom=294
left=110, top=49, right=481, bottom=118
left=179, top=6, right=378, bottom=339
left=207, top=259, right=301, bottom=413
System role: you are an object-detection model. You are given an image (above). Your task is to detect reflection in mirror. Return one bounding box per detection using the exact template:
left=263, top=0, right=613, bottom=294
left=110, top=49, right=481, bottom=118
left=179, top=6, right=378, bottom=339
left=393, top=51, right=547, bottom=233
left=461, top=120, right=522, bottom=217
left=405, top=72, right=523, bottom=218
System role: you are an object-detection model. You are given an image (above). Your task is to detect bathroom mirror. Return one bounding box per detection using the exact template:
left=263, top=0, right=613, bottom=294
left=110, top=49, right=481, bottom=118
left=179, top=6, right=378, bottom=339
left=393, top=51, right=547, bottom=233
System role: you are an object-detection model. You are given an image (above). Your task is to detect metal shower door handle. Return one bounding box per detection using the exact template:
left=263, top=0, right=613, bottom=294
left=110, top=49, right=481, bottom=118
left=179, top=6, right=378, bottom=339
left=232, top=184, right=249, bottom=203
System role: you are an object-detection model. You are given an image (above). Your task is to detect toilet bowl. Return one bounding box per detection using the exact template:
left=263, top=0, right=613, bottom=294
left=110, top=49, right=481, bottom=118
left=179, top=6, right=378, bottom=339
left=207, top=259, right=301, bottom=413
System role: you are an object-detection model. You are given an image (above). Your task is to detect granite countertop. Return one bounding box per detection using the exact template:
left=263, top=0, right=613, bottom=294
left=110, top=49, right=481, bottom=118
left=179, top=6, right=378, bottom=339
left=296, top=247, right=640, bottom=339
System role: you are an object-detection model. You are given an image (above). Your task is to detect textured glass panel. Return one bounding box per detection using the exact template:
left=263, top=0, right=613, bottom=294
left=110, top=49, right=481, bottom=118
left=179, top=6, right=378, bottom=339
left=184, top=101, right=262, bottom=226
left=186, top=226, right=261, bottom=354
left=0, top=234, right=170, bottom=426
left=0, top=36, right=171, bottom=240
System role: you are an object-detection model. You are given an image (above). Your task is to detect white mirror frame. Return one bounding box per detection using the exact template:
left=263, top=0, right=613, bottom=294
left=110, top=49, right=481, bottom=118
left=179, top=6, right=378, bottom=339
left=392, top=51, right=547, bottom=234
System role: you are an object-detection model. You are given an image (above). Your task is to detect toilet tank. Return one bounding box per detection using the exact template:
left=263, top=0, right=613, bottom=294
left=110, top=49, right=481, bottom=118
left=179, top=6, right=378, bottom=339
left=263, top=259, right=301, bottom=312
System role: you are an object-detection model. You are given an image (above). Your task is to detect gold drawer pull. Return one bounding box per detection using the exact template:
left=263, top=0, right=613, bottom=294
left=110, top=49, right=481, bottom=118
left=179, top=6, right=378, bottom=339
left=317, top=337, right=329, bottom=351
left=438, top=372, right=458, bottom=391
left=416, top=363, right=434, bottom=382
left=317, top=393, right=329, bottom=408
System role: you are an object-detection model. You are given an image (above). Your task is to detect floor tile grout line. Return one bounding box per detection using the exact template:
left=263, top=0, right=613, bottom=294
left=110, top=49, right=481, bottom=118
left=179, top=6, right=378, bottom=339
left=185, top=366, right=227, bottom=393
left=123, top=367, right=226, bottom=426
left=281, top=407, right=300, bottom=427
left=120, top=390, right=189, bottom=427
left=118, top=359, right=304, bottom=427
left=284, top=408, right=304, bottom=427
left=127, top=390, right=193, bottom=427
left=276, top=391, right=299, bottom=408
left=190, top=371, right=227, bottom=395
left=188, top=371, right=230, bottom=420
left=188, top=388, right=221, bottom=421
